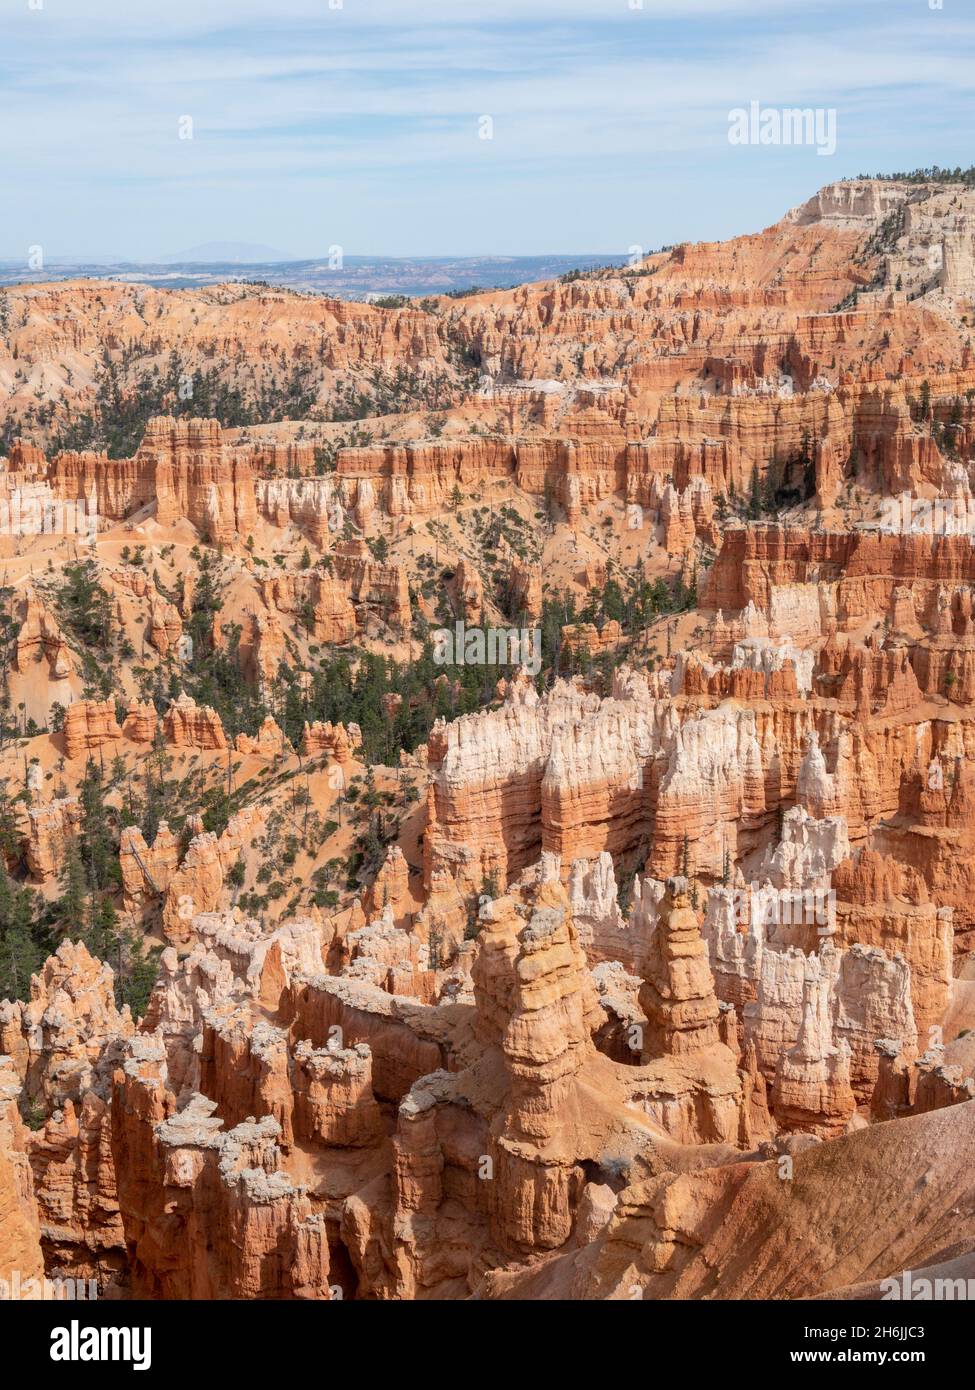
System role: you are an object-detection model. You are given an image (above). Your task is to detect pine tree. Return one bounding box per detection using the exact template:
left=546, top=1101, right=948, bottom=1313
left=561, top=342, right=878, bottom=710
left=56, top=841, right=87, bottom=938
left=121, top=933, right=162, bottom=1020
left=0, top=916, right=40, bottom=1003
left=88, top=890, right=121, bottom=966
left=188, top=551, right=223, bottom=656
left=0, top=869, right=43, bottom=1002
left=78, top=759, right=118, bottom=893
left=0, top=781, right=18, bottom=860
left=57, top=560, right=114, bottom=652
left=602, top=578, right=625, bottom=623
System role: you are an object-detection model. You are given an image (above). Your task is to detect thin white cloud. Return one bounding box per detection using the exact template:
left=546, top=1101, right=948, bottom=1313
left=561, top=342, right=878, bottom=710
left=1, top=0, right=972, bottom=258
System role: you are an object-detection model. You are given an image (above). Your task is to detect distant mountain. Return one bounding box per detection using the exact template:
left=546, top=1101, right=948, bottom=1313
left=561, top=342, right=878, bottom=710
left=0, top=251, right=630, bottom=296
left=0, top=252, right=131, bottom=267
left=157, top=241, right=296, bottom=264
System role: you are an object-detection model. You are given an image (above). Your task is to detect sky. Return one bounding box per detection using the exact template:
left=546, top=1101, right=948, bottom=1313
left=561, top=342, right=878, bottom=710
left=2, top=0, right=974, bottom=262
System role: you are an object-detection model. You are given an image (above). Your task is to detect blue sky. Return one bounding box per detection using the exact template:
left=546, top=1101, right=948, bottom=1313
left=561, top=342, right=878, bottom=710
left=2, top=0, right=974, bottom=260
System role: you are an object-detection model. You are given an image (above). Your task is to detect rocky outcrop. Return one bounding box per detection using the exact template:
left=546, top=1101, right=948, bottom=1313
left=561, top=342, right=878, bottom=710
left=144, top=913, right=326, bottom=1087
left=514, top=1097, right=975, bottom=1300
left=254, top=476, right=337, bottom=546
left=424, top=672, right=677, bottom=894
left=25, top=797, right=81, bottom=886
left=463, top=884, right=684, bottom=1259
left=360, top=845, right=413, bottom=929
left=704, top=524, right=975, bottom=622
left=234, top=715, right=287, bottom=758
left=62, top=698, right=123, bottom=761
left=301, top=719, right=362, bottom=764
left=159, top=809, right=266, bottom=945
left=119, top=821, right=181, bottom=913
left=111, top=1041, right=331, bottom=1299
left=144, top=416, right=259, bottom=544
left=0, top=947, right=135, bottom=1286
left=199, top=1006, right=295, bottom=1145
left=15, top=590, right=73, bottom=681
left=162, top=693, right=228, bottom=750
left=292, top=1039, right=384, bottom=1147
left=450, top=559, right=484, bottom=624
left=561, top=620, right=622, bottom=660
left=770, top=958, right=857, bottom=1137
left=121, top=700, right=158, bottom=744
left=639, top=878, right=722, bottom=1059
left=8, top=176, right=975, bottom=1305
left=737, top=935, right=918, bottom=1104
left=148, top=594, right=183, bottom=655
left=332, top=542, right=411, bottom=632
left=26, top=1093, right=125, bottom=1284
left=2, top=940, right=134, bottom=1110
left=259, top=569, right=357, bottom=644
left=242, top=610, right=287, bottom=695
left=508, top=559, right=542, bottom=621
left=0, top=1057, right=44, bottom=1290
left=651, top=704, right=769, bottom=879
left=567, top=852, right=628, bottom=966
left=830, top=848, right=951, bottom=1036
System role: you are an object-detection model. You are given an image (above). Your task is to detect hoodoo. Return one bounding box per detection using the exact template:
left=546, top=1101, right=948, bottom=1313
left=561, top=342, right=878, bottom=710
left=4, top=163, right=975, bottom=1318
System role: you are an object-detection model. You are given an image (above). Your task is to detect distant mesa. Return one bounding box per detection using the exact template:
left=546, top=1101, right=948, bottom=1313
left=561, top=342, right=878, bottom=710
left=156, top=241, right=298, bottom=264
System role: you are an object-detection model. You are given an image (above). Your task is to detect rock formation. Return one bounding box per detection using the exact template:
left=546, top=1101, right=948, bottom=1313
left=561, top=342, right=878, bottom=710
left=163, top=693, right=228, bottom=750
left=639, top=878, right=722, bottom=1059
left=62, top=699, right=123, bottom=761
left=0, top=1058, right=44, bottom=1290
left=5, top=172, right=975, bottom=1305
